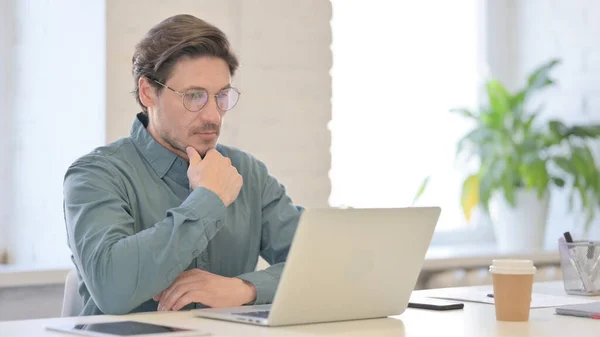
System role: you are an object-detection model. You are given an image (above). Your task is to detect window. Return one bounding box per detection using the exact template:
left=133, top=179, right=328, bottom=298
left=329, top=1, right=486, bottom=235
left=1, top=0, right=105, bottom=266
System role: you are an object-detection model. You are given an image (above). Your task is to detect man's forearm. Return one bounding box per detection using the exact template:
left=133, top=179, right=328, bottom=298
left=68, top=187, right=226, bottom=314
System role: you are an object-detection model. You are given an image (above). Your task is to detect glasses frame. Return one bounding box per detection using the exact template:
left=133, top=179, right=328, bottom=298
left=151, top=78, right=241, bottom=112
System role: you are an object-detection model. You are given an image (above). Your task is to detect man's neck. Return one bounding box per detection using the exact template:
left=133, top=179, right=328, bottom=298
left=146, top=121, right=189, bottom=162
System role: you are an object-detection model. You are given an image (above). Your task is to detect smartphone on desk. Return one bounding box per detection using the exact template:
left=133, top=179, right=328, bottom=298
left=408, top=297, right=464, bottom=311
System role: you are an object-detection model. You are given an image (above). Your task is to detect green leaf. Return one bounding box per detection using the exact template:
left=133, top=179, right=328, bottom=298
left=578, top=146, right=600, bottom=211
left=502, top=174, right=516, bottom=207
left=549, top=120, right=569, bottom=136
left=455, top=128, right=478, bottom=156
left=511, top=90, right=526, bottom=110
left=412, top=176, right=430, bottom=205
left=576, top=182, right=589, bottom=210
left=543, top=120, right=568, bottom=147
left=572, top=148, right=589, bottom=176
left=455, top=127, right=496, bottom=160
left=520, top=158, right=549, bottom=198
left=486, top=79, right=512, bottom=119
left=553, top=156, right=572, bottom=173
left=480, top=110, right=504, bottom=129
left=478, top=159, right=499, bottom=212
left=526, top=59, right=560, bottom=92
left=570, top=125, right=600, bottom=138
left=523, top=115, right=536, bottom=133
left=450, top=108, right=477, bottom=119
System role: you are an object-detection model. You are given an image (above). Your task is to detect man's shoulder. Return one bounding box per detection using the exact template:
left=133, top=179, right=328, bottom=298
left=69, top=137, right=137, bottom=170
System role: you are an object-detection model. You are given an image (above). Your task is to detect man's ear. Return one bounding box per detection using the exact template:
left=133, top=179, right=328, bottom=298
left=139, top=77, right=157, bottom=109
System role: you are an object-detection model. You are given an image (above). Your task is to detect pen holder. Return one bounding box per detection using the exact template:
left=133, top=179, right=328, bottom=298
left=559, top=240, right=600, bottom=296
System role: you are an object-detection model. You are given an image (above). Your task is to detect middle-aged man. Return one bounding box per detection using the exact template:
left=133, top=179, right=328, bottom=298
left=63, top=14, right=303, bottom=316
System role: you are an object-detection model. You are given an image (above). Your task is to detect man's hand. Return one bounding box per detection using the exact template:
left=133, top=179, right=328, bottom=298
left=154, top=269, right=257, bottom=311
left=186, top=147, right=243, bottom=206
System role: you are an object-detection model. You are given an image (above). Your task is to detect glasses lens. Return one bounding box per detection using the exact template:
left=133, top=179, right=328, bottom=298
left=216, top=88, right=240, bottom=111
left=183, top=89, right=209, bottom=111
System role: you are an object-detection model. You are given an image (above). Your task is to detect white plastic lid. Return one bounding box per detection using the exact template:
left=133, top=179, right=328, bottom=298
left=489, top=259, right=537, bottom=275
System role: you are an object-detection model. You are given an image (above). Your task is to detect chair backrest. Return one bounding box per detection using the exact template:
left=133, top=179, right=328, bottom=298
left=61, top=269, right=83, bottom=317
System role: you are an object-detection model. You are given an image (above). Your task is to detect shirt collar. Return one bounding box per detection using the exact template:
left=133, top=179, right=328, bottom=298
left=130, top=113, right=178, bottom=179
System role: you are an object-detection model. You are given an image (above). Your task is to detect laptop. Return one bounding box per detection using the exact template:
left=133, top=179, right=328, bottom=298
left=193, top=207, right=441, bottom=326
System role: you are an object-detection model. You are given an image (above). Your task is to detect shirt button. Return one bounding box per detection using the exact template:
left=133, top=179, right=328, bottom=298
left=216, top=220, right=222, bottom=226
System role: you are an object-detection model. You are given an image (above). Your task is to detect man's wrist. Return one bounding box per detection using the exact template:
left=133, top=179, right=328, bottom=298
left=240, top=279, right=257, bottom=304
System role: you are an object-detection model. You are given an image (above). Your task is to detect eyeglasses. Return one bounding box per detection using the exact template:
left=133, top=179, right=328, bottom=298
left=151, top=78, right=241, bottom=112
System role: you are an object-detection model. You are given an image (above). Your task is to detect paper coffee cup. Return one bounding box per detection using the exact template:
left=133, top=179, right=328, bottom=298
left=489, top=260, right=536, bottom=322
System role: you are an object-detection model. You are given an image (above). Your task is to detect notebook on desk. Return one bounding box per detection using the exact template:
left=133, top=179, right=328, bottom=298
left=556, top=301, right=600, bottom=319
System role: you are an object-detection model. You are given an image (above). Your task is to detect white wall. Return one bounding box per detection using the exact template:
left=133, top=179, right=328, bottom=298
left=506, top=0, right=600, bottom=244
left=0, top=0, right=14, bottom=258
left=4, top=0, right=331, bottom=266
left=6, top=0, right=106, bottom=265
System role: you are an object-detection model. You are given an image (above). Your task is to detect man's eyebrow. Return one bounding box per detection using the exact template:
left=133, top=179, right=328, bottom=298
left=185, top=84, right=232, bottom=91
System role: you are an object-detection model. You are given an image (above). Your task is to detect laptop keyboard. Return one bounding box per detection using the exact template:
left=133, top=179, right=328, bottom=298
left=233, top=310, right=270, bottom=319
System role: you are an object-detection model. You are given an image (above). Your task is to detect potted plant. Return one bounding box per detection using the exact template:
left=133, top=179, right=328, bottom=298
left=454, top=58, right=600, bottom=251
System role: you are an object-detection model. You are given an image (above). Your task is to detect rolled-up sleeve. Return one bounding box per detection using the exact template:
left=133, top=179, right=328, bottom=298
left=236, top=161, right=303, bottom=305
left=64, top=159, right=226, bottom=315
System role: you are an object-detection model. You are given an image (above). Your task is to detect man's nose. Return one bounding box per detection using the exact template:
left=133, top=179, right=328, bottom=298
left=199, top=96, right=222, bottom=124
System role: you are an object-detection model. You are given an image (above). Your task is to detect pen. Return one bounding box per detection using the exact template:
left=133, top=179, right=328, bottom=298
left=588, top=241, right=596, bottom=260
left=564, top=231, right=573, bottom=243
left=564, top=235, right=596, bottom=263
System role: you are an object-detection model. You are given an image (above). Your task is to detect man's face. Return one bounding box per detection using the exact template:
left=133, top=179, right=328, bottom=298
left=143, top=56, right=231, bottom=158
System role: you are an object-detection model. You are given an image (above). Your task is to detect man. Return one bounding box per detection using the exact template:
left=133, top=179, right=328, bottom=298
left=63, top=14, right=302, bottom=316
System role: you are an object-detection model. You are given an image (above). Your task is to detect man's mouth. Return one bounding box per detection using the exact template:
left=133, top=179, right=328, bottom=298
left=196, top=132, right=217, bottom=140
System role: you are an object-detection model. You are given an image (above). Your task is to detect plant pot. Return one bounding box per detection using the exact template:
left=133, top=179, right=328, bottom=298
left=489, top=189, right=549, bottom=252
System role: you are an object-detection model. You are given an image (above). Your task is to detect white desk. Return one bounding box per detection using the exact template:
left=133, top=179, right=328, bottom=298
left=1, top=281, right=598, bottom=337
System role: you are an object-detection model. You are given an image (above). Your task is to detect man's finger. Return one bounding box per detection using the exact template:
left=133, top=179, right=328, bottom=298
left=157, top=270, right=200, bottom=310
left=158, top=283, right=182, bottom=311
left=160, top=282, right=196, bottom=311
left=186, top=146, right=202, bottom=165
left=153, top=291, right=163, bottom=302
left=205, top=148, right=222, bottom=159
left=159, top=276, right=204, bottom=310
left=172, top=291, right=201, bottom=311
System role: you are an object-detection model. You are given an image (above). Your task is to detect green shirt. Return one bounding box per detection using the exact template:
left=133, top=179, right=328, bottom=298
left=63, top=113, right=303, bottom=315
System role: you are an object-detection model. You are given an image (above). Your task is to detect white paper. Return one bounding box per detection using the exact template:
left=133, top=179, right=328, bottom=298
left=426, top=289, right=597, bottom=309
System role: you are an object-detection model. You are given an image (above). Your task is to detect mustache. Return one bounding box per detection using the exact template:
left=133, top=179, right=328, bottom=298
left=189, top=124, right=219, bottom=136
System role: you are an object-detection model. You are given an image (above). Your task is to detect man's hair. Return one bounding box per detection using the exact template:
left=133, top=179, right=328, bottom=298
left=132, top=14, right=239, bottom=113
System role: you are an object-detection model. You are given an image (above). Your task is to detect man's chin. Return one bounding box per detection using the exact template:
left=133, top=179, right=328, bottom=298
left=193, top=143, right=217, bottom=158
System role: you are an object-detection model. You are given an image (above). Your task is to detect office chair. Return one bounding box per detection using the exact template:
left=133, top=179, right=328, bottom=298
left=61, top=269, right=83, bottom=317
